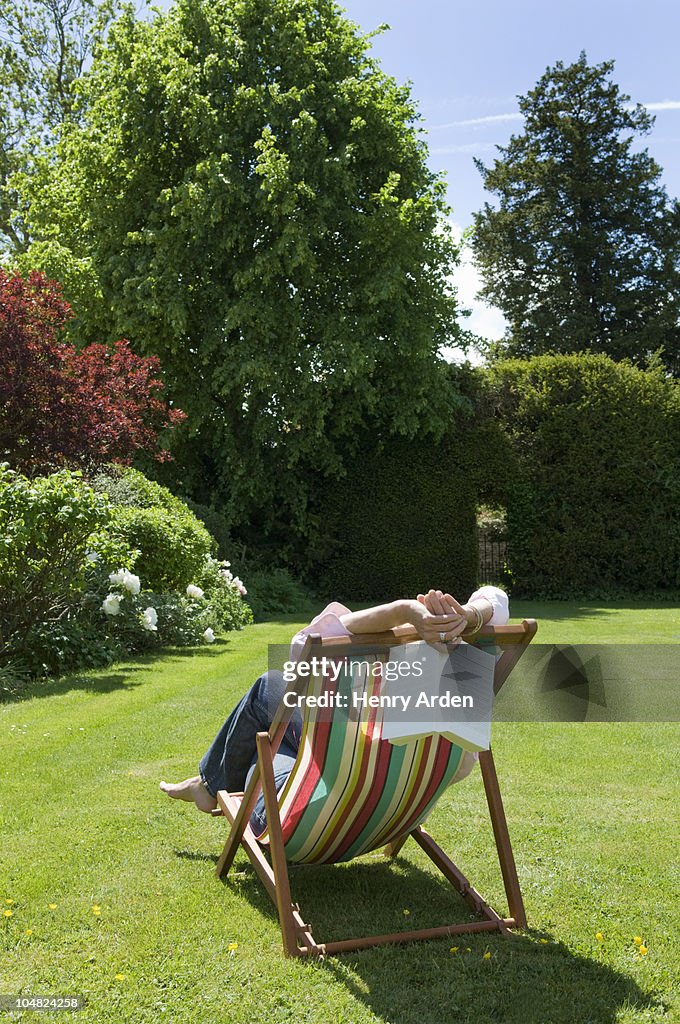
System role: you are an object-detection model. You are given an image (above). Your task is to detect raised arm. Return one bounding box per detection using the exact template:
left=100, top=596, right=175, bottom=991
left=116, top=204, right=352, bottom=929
left=339, top=598, right=468, bottom=645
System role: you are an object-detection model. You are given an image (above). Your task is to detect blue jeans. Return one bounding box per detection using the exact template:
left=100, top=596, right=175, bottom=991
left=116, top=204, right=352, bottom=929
left=198, top=670, right=302, bottom=834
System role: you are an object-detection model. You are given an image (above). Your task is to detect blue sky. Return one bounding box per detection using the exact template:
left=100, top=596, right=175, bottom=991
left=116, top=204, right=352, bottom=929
left=338, top=0, right=680, bottom=342
left=340, top=0, right=680, bottom=225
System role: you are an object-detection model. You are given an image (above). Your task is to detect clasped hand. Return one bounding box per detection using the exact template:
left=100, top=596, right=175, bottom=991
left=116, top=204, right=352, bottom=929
left=407, top=589, right=470, bottom=645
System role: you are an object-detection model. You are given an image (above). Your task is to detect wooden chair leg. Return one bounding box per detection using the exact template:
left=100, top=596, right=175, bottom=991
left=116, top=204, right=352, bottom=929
left=256, top=731, right=300, bottom=957
left=215, top=766, right=264, bottom=878
left=478, top=747, right=527, bottom=929
left=383, top=833, right=409, bottom=858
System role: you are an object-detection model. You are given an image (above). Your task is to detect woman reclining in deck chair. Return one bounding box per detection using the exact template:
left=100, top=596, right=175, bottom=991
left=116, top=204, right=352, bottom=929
left=160, top=586, right=508, bottom=826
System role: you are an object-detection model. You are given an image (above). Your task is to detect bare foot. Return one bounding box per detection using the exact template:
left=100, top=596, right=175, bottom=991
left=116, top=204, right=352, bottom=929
left=159, top=775, right=217, bottom=814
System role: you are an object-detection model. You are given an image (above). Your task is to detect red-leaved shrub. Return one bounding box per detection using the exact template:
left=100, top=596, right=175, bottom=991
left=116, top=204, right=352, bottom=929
left=0, top=269, right=185, bottom=473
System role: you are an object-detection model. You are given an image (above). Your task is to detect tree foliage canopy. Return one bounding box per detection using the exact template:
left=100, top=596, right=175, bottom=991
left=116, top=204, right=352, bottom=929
left=15, top=0, right=461, bottom=536
left=0, top=0, right=120, bottom=252
left=473, top=53, right=680, bottom=372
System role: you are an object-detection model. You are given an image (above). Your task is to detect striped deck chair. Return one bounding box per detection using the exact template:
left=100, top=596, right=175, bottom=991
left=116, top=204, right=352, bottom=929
left=213, top=619, right=537, bottom=956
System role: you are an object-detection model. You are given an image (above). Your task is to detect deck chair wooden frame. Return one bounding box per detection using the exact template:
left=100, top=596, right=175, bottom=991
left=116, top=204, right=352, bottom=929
left=213, top=619, right=538, bottom=957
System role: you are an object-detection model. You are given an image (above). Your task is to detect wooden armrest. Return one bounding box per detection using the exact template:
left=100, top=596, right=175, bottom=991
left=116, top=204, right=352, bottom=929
left=310, top=619, right=538, bottom=650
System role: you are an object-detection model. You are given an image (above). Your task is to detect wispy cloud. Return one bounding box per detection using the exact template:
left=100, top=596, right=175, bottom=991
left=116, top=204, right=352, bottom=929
left=641, top=100, right=680, bottom=111
left=431, top=100, right=680, bottom=132
left=429, top=142, right=498, bottom=155
left=430, top=113, right=523, bottom=130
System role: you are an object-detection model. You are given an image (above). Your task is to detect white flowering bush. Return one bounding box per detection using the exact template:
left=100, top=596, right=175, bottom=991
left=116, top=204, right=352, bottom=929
left=0, top=466, right=129, bottom=680
left=2, top=465, right=252, bottom=689
left=81, top=556, right=252, bottom=653
left=193, top=555, right=253, bottom=633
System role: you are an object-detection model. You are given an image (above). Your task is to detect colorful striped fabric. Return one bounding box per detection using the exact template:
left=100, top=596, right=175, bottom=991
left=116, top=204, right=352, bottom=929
left=254, top=654, right=476, bottom=864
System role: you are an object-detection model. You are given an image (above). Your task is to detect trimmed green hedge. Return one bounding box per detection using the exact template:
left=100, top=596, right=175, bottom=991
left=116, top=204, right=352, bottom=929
left=310, top=403, right=515, bottom=603
left=488, top=354, right=680, bottom=598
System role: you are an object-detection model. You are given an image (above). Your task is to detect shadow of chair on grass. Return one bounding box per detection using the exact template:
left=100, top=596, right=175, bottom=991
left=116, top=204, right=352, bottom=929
left=200, top=847, right=667, bottom=1024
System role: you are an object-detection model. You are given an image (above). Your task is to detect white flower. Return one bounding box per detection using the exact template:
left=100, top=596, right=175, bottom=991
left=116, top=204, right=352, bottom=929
left=102, top=594, right=121, bottom=616
left=203, top=627, right=216, bottom=643
left=121, top=572, right=141, bottom=595
left=186, top=584, right=205, bottom=600
left=220, top=568, right=234, bottom=582
left=85, top=551, right=100, bottom=564
left=232, top=576, right=247, bottom=596
left=109, top=568, right=141, bottom=595
left=141, top=607, right=158, bottom=631
left=221, top=561, right=231, bottom=568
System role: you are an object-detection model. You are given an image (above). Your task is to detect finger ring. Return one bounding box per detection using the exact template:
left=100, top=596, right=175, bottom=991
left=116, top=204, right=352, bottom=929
left=439, top=632, right=447, bottom=642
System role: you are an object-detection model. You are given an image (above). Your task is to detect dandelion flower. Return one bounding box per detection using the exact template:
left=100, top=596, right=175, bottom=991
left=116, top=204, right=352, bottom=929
left=3, top=909, right=12, bottom=918
left=633, top=935, right=643, bottom=945
left=5, top=899, right=14, bottom=905
left=483, top=951, right=492, bottom=960
left=402, top=909, right=410, bottom=916
left=24, top=929, right=33, bottom=936
left=539, top=938, right=549, bottom=944
left=48, top=903, right=57, bottom=910
left=91, top=905, right=101, bottom=916
left=595, top=932, right=604, bottom=941
left=638, top=945, right=648, bottom=955
left=115, top=974, right=126, bottom=981
left=228, top=942, right=238, bottom=954
left=449, top=946, right=458, bottom=953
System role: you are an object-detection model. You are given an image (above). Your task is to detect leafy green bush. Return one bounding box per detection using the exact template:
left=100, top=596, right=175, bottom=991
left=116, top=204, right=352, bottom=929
left=0, top=465, right=113, bottom=664
left=80, top=556, right=252, bottom=653
left=1, top=465, right=252, bottom=686
left=11, top=618, right=124, bottom=679
left=488, top=353, right=680, bottom=598
left=90, top=466, right=216, bottom=590
left=242, top=566, right=316, bottom=621
left=185, top=499, right=233, bottom=560
left=71, top=549, right=250, bottom=675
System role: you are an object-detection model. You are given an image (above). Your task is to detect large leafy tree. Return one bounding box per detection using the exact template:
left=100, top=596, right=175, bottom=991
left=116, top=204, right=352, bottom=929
left=472, top=53, right=680, bottom=372
left=13, top=0, right=461, bottom=540
left=0, top=0, right=120, bottom=253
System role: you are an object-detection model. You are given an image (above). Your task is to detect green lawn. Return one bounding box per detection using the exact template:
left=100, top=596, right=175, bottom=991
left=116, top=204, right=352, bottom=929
left=1, top=603, right=678, bottom=1024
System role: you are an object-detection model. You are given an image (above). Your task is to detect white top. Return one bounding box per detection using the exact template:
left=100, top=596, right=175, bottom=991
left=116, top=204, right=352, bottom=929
left=467, top=586, right=510, bottom=626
